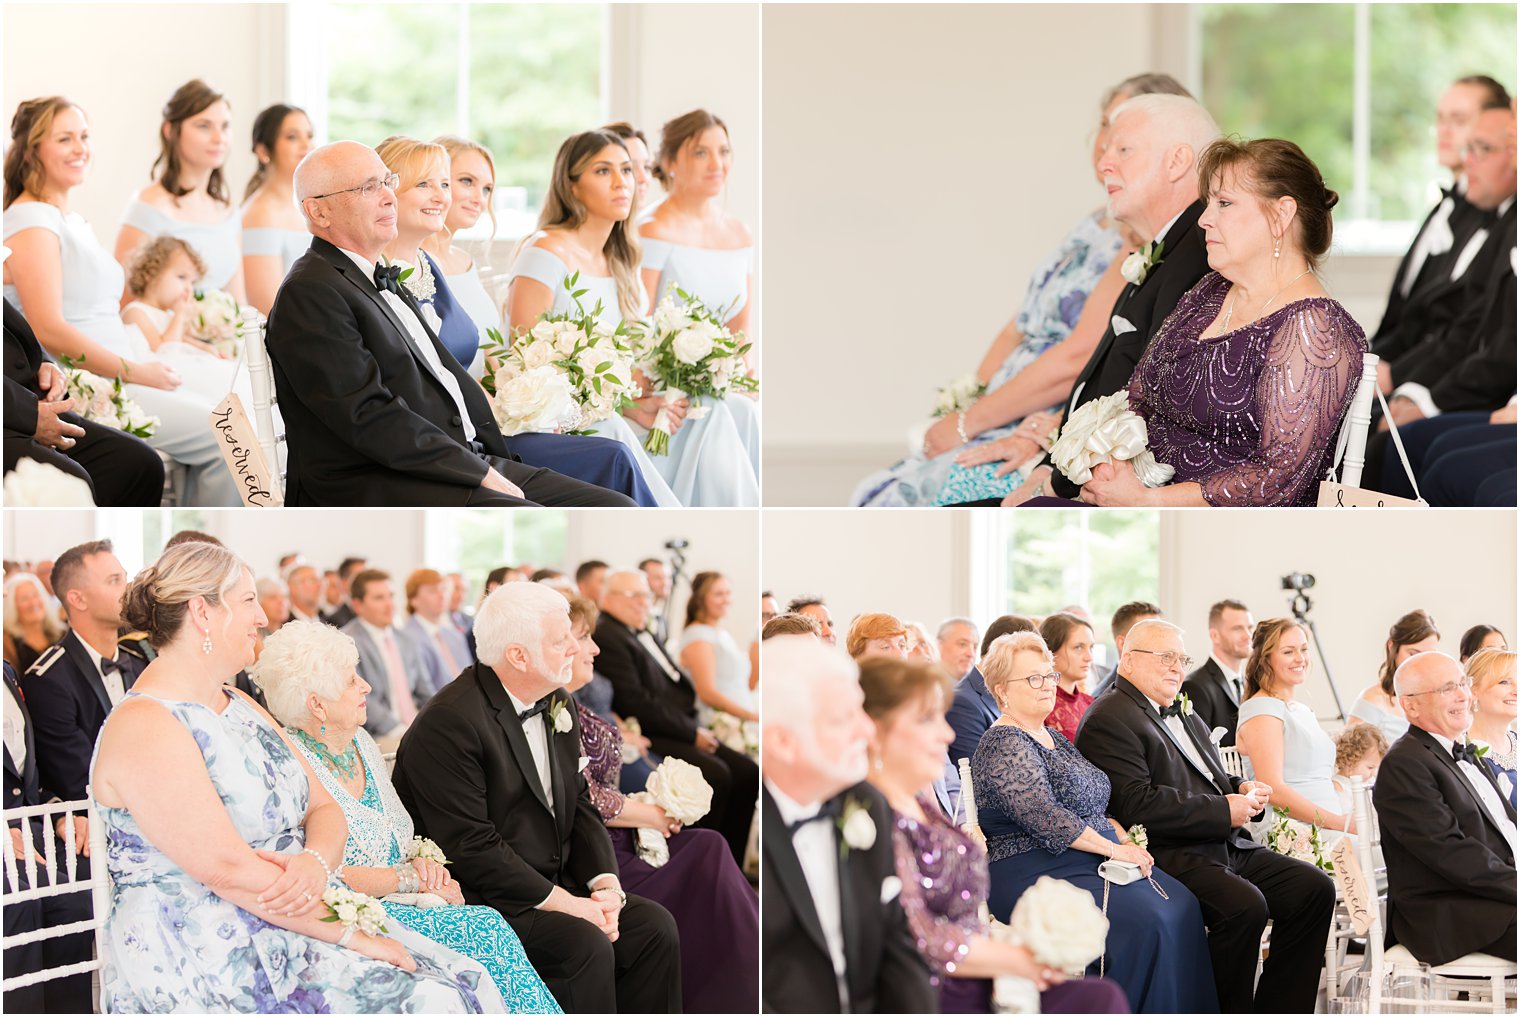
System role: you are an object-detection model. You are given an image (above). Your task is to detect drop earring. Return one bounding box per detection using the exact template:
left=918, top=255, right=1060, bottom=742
left=1273, top=236, right=1282, bottom=259
left=319, top=722, right=327, bottom=735
left=201, top=630, right=212, bottom=655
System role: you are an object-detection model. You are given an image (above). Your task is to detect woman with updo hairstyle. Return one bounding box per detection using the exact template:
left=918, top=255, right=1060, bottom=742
left=845, top=612, right=909, bottom=660
left=860, top=656, right=1129, bottom=1014
left=506, top=128, right=757, bottom=507
left=1349, top=608, right=1441, bottom=742
left=3, top=571, right=64, bottom=672
left=678, top=570, right=756, bottom=721
left=971, top=632, right=1216, bottom=1012
left=1039, top=611, right=1097, bottom=742
left=115, top=80, right=247, bottom=301
left=90, top=544, right=492, bottom=1012
left=3, top=96, right=238, bottom=505
left=1078, top=133, right=1367, bottom=508
left=241, top=103, right=314, bottom=313
left=1465, top=647, right=1517, bottom=807
left=252, top=620, right=553, bottom=1011
left=1459, top=623, right=1508, bottom=664
left=1235, top=617, right=1355, bottom=835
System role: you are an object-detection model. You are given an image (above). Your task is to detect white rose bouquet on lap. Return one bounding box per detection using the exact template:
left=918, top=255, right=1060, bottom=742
left=1049, top=390, right=1174, bottom=488
left=58, top=356, right=159, bottom=438
left=482, top=275, right=640, bottom=433
left=629, top=757, right=714, bottom=868
left=985, top=876, right=1108, bottom=1010
left=706, top=710, right=760, bottom=758
left=628, top=288, right=756, bottom=456
left=3, top=458, right=95, bottom=507
left=1264, top=807, right=1333, bottom=874
left=188, top=287, right=258, bottom=358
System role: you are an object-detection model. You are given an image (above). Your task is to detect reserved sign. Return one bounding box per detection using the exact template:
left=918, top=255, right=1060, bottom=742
left=209, top=394, right=283, bottom=507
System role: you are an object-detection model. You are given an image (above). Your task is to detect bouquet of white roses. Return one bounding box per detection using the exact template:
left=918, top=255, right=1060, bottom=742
left=321, top=885, right=389, bottom=937
left=706, top=710, right=760, bottom=758
left=59, top=356, right=158, bottom=438
left=1049, top=390, right=1174, bottom=488
left=932, top=372, right=986, bottom=418
left=1003, top=875, right=1109, bottom=972
left=188, top=287, right=258, bottom=358
left=482, top=275, right=640, bottom=434
left=1263, top=807, right=1333, bottom=874
left=630, top=757, right=714, bottom=868
left=2, top=458, right=95, bottom=507
left=627, top=287, right=756, bottom=455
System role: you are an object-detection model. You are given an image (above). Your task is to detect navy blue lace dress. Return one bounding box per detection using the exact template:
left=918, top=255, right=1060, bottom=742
left=972, top=724, right=1217, bottom=1013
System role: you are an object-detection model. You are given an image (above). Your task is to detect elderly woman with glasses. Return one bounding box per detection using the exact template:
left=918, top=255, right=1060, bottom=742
left=972, top=631, right=1216, bottom=1013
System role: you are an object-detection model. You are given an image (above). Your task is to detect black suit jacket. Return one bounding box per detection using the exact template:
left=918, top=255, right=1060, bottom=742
left=593, top=615, right=699, bottom=744
left=266, top=237, right=524, bottom=506
left=19, top=630, right=145, bottom=802
left=4, top=300, right=54, bottom=441
left=1372, top=189, right=1492, bottom=360
left=391, top=663, right=616, bottom=917
left=1372, top=726, right=1517, bottom=965
left=1051, top=200, right=1210, bottom=497
left=4, top=663, right=42, bottom=825
left=761, top=782, right=934, bottom=1014
left=1075, top=675, right=1259, bottom=866
left=1181, top=657, right=1241, bottom=747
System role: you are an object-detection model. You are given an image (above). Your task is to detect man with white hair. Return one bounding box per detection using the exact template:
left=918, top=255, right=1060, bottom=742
left=1075, top=618, right=1334, bottom=1012
left=1007, top=94, right=1219, bottom=503
left=760, top=636, right=934, bottom=1014
left=1373, top=651, right=1516, bottom=965
left=392, top=582, right=680, bottom=1012
left=263, top=141, right=636, bottom=508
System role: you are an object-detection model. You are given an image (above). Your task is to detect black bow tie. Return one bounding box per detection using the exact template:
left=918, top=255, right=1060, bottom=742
left=1158, top=700, right=1184, bottom=719
left=787, top=796, right=843, bottom=835
left=1453, top=741, right=1482, bottom=767
left=100, top=656, right=120, bottom=676
left=518, top=697, right=550, bottom=722
left=373, top=262, right=405, bottom=297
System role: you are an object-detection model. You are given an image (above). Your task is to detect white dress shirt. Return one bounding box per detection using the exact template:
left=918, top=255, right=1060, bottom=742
left=1429, top=731, right=1519, bottom=846
left=1147, top=693, right=1213, bottom=778
left=3, top=681, right=26, bottom=773
left=767, top=780, right=849, bottom=1012
left=336, top=246, right=476, bottom=442
left=77, top=636, right=126, bottom=706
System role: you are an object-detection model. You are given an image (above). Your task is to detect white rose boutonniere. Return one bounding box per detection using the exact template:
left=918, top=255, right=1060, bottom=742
left=548, top=699, right=574, bottom=735
left=1176, top=692, right=1193, bottom=718
left=839, top=796, right=877, bottom=855
left=1119, top=240, right=1164, bottom=287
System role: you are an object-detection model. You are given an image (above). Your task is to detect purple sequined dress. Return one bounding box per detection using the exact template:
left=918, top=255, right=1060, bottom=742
left=577, top=702, right=759, bottom=1013
left=891, top=795, right=1129, bottom=1014
left=1130, top=271, right=1366, bottom=506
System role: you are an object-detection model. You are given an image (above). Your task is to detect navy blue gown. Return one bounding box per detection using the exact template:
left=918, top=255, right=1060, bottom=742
left=973, top=724, right=1218, bottom=1014
left=418, top=252, right=659, bottom=506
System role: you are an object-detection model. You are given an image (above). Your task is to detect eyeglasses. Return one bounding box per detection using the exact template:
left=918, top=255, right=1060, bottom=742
left=1132, top=649, right=1194, bottom=671
left=610, top=590, right=652, bottom=602
left=1403, top=678, right=1474, bottom=698
left=1015, top=671, right=1062, bottom=690
left=1463, top=140, right=1509, bottom=160
left=307, top=172, right=400, bottom=202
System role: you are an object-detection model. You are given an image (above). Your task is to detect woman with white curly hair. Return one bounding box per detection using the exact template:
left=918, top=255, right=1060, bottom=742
left=254, top=620, right=558, bottom=1013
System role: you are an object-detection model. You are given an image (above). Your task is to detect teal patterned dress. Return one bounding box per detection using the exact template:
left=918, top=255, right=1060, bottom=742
left=292, top=727, right=563, bottom=1014
left=851, top=210, right=1124, bottom=506
left=92, top=689, right=495, bottom=1013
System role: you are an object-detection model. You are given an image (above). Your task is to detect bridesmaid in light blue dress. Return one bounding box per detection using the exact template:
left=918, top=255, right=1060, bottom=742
left=241, top=104, right=315, bottom=314
left=676, top=570, right=758, bottom=724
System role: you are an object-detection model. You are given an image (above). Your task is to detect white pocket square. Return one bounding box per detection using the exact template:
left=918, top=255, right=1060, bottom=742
left=577, top=755, right=590, bottom=773
left=1210, top=726, right=1227, bottom=746
left=880, top=875, right=902, bottom=904
left=1111, top=315, right=1138, bottom=337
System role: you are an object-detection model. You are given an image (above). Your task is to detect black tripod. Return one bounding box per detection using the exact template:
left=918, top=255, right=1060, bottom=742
left=1287, top=588, right=1348, bottom=722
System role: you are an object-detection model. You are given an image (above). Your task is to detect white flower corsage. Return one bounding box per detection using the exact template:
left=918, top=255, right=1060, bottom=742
left=408, top=837, right=450, bottom=865
left=839, top=796, right=877, bottom=855
left=1119, top=239, right=1164, bottom=286
left=932, top=373, right=987, bottom=418
left=321, top=885, right=388, bottom=937
left=1049, top=390, right=1174, bottom=488
left=549, top=699, right=574, bottom=735
left=1126, top=824, right=1148, bottom=849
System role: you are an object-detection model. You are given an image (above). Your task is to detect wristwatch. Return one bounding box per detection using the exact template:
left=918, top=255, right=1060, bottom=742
left=595, top=884, right=628, bottom=907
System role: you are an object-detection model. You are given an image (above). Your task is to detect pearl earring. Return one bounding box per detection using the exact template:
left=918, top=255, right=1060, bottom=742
left=1273, top=237, right=1282, bottom=259
left=201, top=630, right=212, bottom=655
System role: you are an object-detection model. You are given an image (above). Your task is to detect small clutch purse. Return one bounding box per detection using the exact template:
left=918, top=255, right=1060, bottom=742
left=1097, top=858, right=1144, bottom=885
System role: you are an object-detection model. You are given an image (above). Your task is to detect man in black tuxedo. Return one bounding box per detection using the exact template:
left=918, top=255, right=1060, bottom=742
left=595, top=569, right=758, bottom=864
left=1180, top=598, right=1253, bottom=747
left=392, top=582, right=680, bottom=1013
left=3, top=302, right=163, bottom=505
left=266, top=141, right=634, bottom=507
left=3, top=662, right=93, bottom=1013
left=1373, top=652, right=1516, bottom=964
left=760, top=636, right=934, bottom=1013
left=1075, top=619, right=1334, bottom=1013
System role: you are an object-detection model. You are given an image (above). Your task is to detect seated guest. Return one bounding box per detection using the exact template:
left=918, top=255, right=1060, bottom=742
left=1332, top=722, right=1389, bottom=813
left=256, top=576, right=289, bottom=636
left=973, top=631, right=1216, bottom=1013
left=1373, top=651, right=1517, bottom=964
left=1072, top=136, right=1365, bottom=507
left=92, top=541, right=497, bottom=1012
left=860, top=655, right=1131, bottom=1014
left=762, top=612, right=821, bottom=640
left=597, top=569, right=758, bottom=863
left=1466, top=647, right=1518, bottom=808
left=566, top=596, right=758, bottom=1013
left=787, top=595, right=837, bottom=645
left=1076, top=619, right=1335, bottom=1012
left=760, top=637, right=936, bottom=1013
left=3, top=662, right=92, bottom=1013
left=324, top=556, right=366, bottom=628
left=1235, top=619, right=1355, bottom=836
left=1349, top=609, right=1440, bottom=743
left=252, top=621, right=560, bottom=1010
left=643, top=559, right=674, bottom=644
left=241, top=104, right=315, bottom=314
left=285, top=563, right=326, bottom=623
left=3, top=571, right=64, bottom=673
left=3, top=302, right=164, bottom=505
left=264, top=141, right=634, bottom=507
left=1039, top=612, right=1096, bottom=742
left=576, top=560, right=609, bottom=603
left=678, top=570, right=757, bottom=722
left=1461, top=624, right=1509, bottom=664
left=1181, top=599, right=1253, bottom=747
left=1092, top=601, right=1163, bottom=697
left=392, top=582, right=682, bottom=1013
left=947, top=614, right=1041, bottom=770
left=402, top=567, right=470, bottom=679
left=937, top=617, right=981, bottom=681
left=846, top=612, right=909, bottom=660
left=902, top=621, right=937, bottom=662
left=340, top=569, right=446, bottom=750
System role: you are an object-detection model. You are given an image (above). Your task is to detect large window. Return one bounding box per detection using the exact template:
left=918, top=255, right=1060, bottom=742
left=1198, top=3, right=1515, bottom=251
left=423, top=510, right=567, bottom=598
left=322, top=3, right=606, bottom=235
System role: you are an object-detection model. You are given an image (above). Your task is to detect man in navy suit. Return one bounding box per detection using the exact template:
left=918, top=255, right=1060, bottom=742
left=3, top=662, right=93, bottom=1012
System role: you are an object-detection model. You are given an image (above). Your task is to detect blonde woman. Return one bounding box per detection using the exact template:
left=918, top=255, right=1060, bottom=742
left=3, top=572, right=64, bottom=672
left=423, top=135, right=500, bottom=377
left=505, top=129, right=756, bottom=506
left=1466, top=647, right=1517, bottom=807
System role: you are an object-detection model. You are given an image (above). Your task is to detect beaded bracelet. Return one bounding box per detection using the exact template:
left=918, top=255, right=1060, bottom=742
left=302, top=847, right=333, bottom=882
left=955, top=411, right=970, bottom=445
left=395, top=862, right=419, bottom=894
